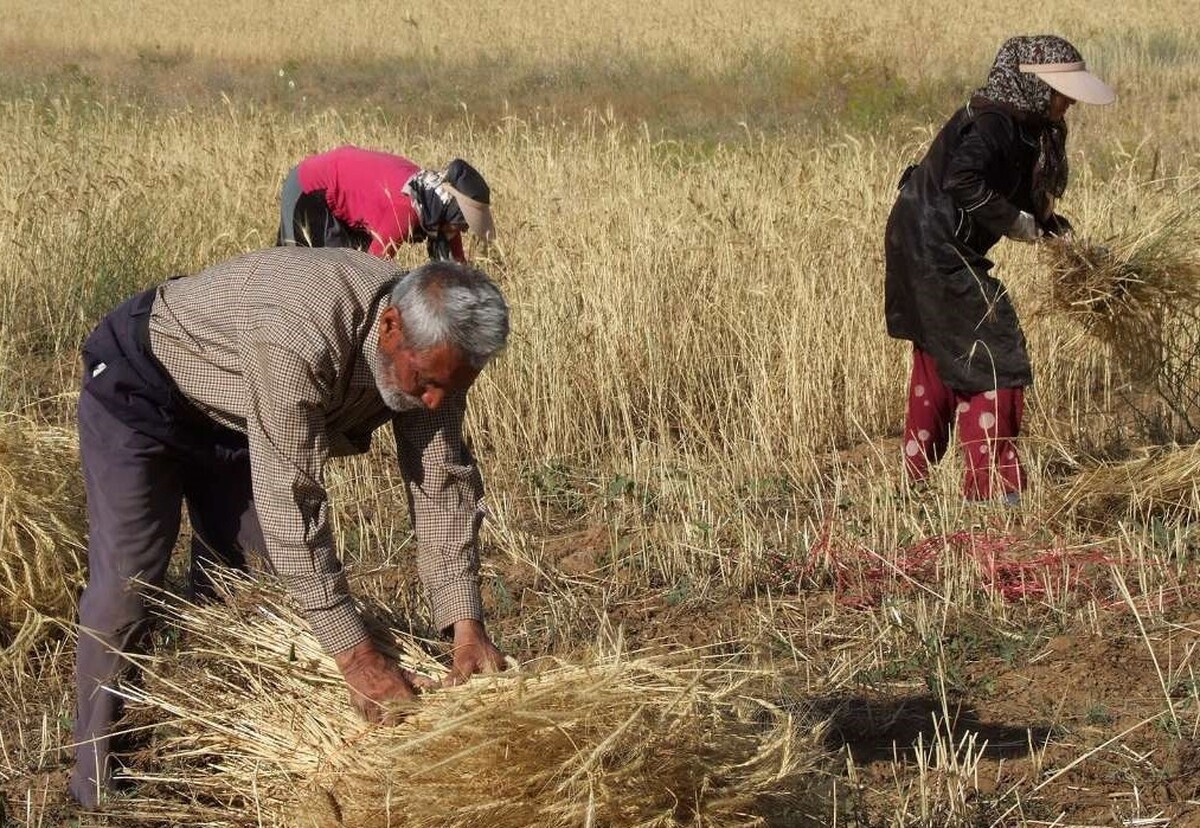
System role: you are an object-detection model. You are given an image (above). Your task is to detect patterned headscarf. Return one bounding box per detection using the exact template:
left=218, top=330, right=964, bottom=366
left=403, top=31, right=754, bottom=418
left=973, top=35, right=1082, bottom=217
left=402, top=169, right=467, bottom=241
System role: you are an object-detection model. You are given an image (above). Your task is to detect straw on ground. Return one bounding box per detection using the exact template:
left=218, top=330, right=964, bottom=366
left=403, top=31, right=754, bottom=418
left=108, top=569, right=829, bottom=827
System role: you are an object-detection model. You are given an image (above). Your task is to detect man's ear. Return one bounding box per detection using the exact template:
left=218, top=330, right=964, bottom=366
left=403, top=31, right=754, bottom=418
left=380, top=305, right=405, bottom=347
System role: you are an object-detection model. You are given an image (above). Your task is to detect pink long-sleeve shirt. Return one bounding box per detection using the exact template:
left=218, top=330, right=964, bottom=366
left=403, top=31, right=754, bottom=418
left=297, top=146, right=464, bottom=260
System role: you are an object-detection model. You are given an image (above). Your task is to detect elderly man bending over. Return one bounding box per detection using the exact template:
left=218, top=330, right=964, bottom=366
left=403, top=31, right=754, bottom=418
left=69, top=248, right=509, bottom=807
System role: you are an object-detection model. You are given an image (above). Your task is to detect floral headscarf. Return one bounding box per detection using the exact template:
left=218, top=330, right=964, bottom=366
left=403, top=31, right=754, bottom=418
left=402, top=169, right=466, bottom=239
left=973, top=35, right=1083, bottom=218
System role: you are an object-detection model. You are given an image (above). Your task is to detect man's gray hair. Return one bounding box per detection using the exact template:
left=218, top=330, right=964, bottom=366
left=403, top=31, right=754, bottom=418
left=389, top=261, right=509, bottom=369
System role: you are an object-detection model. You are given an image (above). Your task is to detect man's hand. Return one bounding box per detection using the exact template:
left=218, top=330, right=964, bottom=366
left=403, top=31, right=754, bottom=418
left=442, top=619, right=507, bottom=687
left=334, top=639, right=433, bottom=723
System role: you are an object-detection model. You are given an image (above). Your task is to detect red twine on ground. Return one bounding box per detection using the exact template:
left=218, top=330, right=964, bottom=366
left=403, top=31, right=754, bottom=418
left=796, top=523, right=1114, bottom=608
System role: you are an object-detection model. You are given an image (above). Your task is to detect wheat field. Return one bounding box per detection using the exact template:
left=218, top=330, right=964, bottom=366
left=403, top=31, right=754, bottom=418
left=2, top=1, right=1200, bottom=825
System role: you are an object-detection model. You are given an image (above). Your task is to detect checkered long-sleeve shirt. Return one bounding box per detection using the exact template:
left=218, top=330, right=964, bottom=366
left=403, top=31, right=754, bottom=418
left=147, top=246, right=486, bottom=654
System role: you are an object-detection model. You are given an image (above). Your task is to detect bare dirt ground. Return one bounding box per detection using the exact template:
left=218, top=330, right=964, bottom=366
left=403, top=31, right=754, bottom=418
left=472, top=521, right=1200, bottom=825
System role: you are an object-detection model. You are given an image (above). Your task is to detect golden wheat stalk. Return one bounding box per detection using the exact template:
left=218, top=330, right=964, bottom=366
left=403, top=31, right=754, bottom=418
left=1037, top=210, right=1200, bottom=376
left=1058, top=442, right=1200, bottom=522
left=0, top=417, right=86, bottom=660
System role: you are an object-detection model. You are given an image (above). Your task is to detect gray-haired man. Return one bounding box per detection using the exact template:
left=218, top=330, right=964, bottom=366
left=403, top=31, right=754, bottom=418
left=69, top=248, right=510, bottom=807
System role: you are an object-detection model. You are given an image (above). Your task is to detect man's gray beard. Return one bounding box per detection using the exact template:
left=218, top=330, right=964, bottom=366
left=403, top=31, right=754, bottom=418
left=371, top=346, right=426, bottom=412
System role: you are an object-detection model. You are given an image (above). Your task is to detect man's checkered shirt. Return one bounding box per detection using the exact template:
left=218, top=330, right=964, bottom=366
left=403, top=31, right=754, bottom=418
left=148, top=246, right=486, bottom=654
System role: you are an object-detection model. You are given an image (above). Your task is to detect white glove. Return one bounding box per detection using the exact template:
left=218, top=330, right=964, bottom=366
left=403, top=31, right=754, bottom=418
left=1006, top=210, right=1042, bottom=242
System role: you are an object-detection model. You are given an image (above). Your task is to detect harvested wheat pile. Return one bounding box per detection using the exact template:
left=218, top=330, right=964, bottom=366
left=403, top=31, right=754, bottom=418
left=109, top=570, right=828, bottom=827
left=0, top=416, right=86, bottom=657
left=1060, top=443, right=1200, bottom=523
left=1038, top=212, right=1200, bottom=374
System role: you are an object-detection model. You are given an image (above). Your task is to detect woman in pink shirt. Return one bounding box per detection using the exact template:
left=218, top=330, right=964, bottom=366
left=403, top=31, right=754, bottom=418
left=277, top=146, right=495, bottom=261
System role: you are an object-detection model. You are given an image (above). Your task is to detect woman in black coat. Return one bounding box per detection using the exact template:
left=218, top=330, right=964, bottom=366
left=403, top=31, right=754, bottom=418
left=884, top=34, right=1114, bottom=502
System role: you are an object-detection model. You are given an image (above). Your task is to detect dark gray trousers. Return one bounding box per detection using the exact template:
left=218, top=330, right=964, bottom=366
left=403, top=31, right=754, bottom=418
left=69, top=391, right=266, bottom=807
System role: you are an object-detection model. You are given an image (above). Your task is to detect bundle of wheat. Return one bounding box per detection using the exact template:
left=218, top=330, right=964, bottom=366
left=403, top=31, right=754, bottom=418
left=0, top=417, right=86, bottom=657
left=1059, top=443, right=1200, bottom=523
left=108, top=569, right=828, bottom=827
left=1038, top=213, right=1200, bottom=375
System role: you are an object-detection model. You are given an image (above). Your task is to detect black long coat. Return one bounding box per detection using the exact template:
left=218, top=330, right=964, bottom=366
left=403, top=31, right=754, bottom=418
left=884, top=102, right=1050, bottom=393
